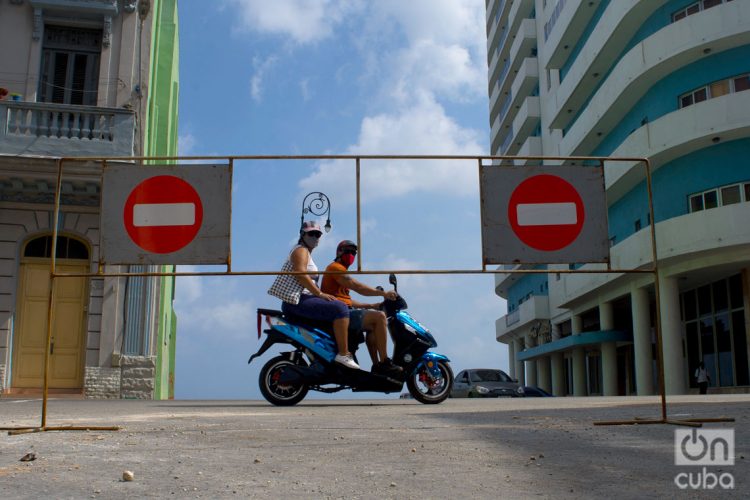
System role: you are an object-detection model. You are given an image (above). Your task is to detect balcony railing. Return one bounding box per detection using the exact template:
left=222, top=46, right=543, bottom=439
left=506, top=309, right=520, bottom=326
left=0, top=101, right=135, bottom=157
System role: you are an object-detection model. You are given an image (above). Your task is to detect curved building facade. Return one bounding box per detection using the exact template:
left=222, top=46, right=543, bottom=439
left=486, top=0, right=750, bottom=395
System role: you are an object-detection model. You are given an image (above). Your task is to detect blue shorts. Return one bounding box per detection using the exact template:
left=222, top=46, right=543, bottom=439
left=281, top=294, right=349, bottom=322
left=348, top=309, right=365, bottom=333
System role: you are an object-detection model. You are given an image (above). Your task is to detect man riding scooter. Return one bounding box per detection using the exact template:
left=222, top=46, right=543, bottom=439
left=321, top=240, right=403, bottom=377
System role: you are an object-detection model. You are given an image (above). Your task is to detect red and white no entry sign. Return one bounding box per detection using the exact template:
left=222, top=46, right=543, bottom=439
left=508, top=174, right=585, bottom=252
left=123, top=175, right=204, bottom=254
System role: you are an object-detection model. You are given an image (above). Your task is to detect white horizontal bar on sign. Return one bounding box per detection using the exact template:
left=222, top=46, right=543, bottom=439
left=133, top=203, right=195, bottom=227
left=516, top=202, right=577, bottom=226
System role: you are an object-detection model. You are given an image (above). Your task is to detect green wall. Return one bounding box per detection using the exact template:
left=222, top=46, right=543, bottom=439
left=143, top=0, right=179, bottom=400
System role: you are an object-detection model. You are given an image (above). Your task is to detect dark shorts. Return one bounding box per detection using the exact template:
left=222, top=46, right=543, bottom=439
left=348, top=309, right=365, bottom=333
left=348, top=309, right=366, bottom=347
left=281, top=294, right=349, bottom=322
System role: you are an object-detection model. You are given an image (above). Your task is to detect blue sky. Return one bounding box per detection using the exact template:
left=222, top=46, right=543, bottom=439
left=174, top=0, right=509, bottom=399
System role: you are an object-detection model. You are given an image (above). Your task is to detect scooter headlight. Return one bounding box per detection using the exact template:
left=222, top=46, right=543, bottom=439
left=402, top=354, right=412, bottom=363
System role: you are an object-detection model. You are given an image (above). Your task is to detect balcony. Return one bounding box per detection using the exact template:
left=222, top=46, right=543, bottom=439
left=551, top=201, right=750, bottom=309
left=494, top=263, right=538, bottom=297
left=0, top=101, right=135, bottom=157
left=496, top=294, right=551, bottom=340
left=506, top=96, right=541, bottom=155
left=508, top=0, right=535, bottom=40
left=557, top=0, right=750, bottom=157
left=489, top=20, right=537, bottom=123
left=514, top=136, right=542, bottom=165
left=547, top=1, right=667, bottom=130
left=487, top=0, right=510, bottom=55
left=491, top=57, right=538, bottom=150
left=605, top=91, right=750, bottom=205
left=544, top=0, right=603, bottom=69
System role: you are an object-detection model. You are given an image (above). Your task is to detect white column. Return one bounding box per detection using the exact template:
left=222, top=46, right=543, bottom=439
left=659, top=275, right=687, bottom=394
left=572, top=315, right=587, bottom=397
left=631, top=285, right=654, bottom=395
left=550, top=323, right=565, bottom=396
left=600, top=302, right=618, bottom=396
left=525, top=333, right=537, bottom=387
left=508, top=341, right=516, bottom=380
left=514, top=337, right=525, bottom=385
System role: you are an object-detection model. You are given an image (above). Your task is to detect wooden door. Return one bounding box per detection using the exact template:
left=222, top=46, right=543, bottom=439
left=12, top=262, right=88, bottom=389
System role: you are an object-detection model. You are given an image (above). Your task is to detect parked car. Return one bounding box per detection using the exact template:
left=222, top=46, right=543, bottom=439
left=517, top=386, right=553, bottom=397
left=451, top=368, right=520, bottom=398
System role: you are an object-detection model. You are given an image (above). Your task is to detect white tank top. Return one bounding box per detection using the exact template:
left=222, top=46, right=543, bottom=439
left=290, top=244, right=319, bottom=293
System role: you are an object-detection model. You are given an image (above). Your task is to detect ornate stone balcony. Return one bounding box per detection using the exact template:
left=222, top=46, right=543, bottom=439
left=0, top=101, right=135, bottom=157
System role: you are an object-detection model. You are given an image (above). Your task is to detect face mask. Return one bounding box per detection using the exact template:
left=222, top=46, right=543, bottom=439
left=340, top=253, right=355, bottom=268
left=302, top=234, right=319, bottom=249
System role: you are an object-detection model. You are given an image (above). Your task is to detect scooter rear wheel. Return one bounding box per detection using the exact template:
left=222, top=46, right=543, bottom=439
left=407, top=360, right=453, bottom=404
left=259, top=355, right=309, bottom=406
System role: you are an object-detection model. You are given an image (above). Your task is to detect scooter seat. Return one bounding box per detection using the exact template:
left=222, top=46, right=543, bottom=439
left=257, top=308, right=283, bottom=318
left=257, top=308, right=334, bottom=334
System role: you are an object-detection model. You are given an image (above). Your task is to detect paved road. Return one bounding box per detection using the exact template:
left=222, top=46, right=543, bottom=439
left=1, top=395, right=747, bottom=499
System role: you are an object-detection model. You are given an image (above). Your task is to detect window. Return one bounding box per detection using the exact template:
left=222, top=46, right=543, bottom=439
left=704, top=190, right=718, bottom=209
left=544, top=0, right=567, bottom=41
left=672, top=0, right=733, bottom=22
left=679, top=73, right=750, bottom=108
left=681, top=274, right=749, bottom=387
left=38, top=25, right=101, bottom=106
left=734, top=75, right=750, bottom=92
left=721, top=185, right=741, bottom=205
left=24, top=235, right=89, bottom=259
left=710, top=80, right=730, bottom=98
left=688, top=182, right=750, bottom=213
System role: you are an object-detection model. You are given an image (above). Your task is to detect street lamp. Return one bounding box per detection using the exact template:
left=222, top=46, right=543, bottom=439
left=301, top=191, right=332, bottom=233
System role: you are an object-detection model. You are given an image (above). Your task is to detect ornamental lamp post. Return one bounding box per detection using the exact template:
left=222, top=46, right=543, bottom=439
left=301, top=191, right=332, bottom=233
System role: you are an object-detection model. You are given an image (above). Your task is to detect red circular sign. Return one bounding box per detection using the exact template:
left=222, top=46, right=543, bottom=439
left=123, top=175, right=203, bottom=254
left=508, top=174, right=585, bottom=251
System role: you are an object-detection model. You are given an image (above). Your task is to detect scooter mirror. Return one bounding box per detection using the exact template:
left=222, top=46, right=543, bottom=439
left=388, top=273, right=397, bottom=292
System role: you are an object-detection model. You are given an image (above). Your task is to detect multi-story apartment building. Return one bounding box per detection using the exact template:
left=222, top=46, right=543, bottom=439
left=0, top=0, right=179, bottom=398
left=486, top=0, right=750, bottom=395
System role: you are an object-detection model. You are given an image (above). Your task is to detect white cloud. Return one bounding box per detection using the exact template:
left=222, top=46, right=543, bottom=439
left=184, top=300, right=255, bottom=337
left=362, top=0, right=487, bottom=103
left=174, top=274, right=256, bottom=340
left=299, top=94, right=483, bottom=203
left=250, top=55, right=278, bottom=102
left=370, top=0, right=486, bottom=48
left=175, top=274, right=202, bottom=304
left=389, top=40, right=486, bottom=103
left=299, top=78, right=312, bottom=101
left=228, top=0, right=363, bottom=44
left=178, top=133, right=196, bottom=156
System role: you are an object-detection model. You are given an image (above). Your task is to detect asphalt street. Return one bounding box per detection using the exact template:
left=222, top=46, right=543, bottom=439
left=0, top=395, right=747, bottom=499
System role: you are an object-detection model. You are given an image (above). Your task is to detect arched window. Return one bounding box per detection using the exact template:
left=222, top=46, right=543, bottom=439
left=24, top=235, right=89, bottom=260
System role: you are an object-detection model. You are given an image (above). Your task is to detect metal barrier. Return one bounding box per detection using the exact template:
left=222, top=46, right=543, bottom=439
left=2, top=153, right=734, bottom=434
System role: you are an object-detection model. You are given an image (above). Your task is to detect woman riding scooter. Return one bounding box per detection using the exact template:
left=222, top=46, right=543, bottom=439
left=267, top=221, right=359, bottom=369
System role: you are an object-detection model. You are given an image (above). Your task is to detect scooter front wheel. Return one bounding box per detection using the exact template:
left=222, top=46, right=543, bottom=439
left=407, top=359, right=453, bottom=404
left=259, top=355, right=309, bottom=406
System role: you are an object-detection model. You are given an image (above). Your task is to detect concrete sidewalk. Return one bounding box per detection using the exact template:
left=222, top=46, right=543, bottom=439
left=1, top=395, right=747, bottom=499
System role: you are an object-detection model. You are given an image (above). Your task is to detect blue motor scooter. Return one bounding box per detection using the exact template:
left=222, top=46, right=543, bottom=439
left=249, top=274, right=453, bottom=405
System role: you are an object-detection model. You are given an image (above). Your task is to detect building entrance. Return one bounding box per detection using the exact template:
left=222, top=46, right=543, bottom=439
left=11, top=235, right=89, bottom=390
